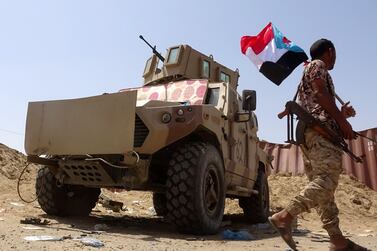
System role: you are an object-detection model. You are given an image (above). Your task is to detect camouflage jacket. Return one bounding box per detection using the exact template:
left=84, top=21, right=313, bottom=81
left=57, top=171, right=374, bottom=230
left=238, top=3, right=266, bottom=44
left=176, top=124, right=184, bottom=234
left=297, top=59, right=339, bottom=131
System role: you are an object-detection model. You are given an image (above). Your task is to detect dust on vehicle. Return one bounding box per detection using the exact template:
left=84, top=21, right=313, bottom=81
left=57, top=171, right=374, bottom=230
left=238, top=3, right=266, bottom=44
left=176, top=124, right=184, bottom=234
left=25, top=41, right=272, bottom=234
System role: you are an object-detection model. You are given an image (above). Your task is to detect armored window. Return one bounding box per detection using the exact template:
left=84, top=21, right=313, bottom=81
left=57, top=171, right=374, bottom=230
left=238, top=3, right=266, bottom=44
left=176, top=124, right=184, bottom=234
left=143, top=55, right=157, bottom=77
left=205, top=87, right=219, bottom=105
left=202, top=60, right=210, bottom=78
left=167, top=47, right=180, bottom=64
left=143, top=57, right=152, bottom=75
left=220, top=71, right=230, bottom=83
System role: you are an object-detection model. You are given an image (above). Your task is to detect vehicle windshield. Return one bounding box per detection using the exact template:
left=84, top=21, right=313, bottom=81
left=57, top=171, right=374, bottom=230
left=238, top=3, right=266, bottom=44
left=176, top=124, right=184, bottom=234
left=120, top=80, right=209, bottom=106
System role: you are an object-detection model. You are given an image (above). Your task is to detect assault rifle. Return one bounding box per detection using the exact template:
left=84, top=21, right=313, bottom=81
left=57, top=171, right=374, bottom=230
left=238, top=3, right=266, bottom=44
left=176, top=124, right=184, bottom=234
left=139, top=35, right=165, bottom=62
left=278, top=101, right=364, bottom=163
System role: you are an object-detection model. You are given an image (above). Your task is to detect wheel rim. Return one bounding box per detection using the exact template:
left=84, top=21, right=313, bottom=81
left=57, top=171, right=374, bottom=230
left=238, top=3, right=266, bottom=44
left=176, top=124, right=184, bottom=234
left=203, top=164, right=221, bottom=215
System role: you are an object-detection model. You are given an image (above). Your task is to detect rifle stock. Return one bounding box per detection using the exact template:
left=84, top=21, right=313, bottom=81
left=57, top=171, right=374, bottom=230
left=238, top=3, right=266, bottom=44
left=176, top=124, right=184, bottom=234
left=277, top=109, right=289, bottom=119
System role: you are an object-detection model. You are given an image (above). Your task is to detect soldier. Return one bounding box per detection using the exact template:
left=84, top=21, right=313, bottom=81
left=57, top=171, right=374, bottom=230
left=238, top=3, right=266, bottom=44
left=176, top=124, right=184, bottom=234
left=269, top=39, right=369, bottom=251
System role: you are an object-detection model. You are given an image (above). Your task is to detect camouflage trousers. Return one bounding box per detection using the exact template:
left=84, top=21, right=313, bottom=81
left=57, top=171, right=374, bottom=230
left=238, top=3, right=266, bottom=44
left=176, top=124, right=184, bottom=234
left=286, top=128, right=343, bottom=236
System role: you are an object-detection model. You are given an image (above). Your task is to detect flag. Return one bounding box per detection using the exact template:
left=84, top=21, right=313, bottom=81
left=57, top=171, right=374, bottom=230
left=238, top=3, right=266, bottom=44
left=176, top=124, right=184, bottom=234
left=241, top=22, right=308, bottom=86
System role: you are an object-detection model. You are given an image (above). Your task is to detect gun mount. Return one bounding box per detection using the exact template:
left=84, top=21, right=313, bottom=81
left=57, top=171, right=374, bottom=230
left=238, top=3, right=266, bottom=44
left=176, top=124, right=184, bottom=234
left=141, top=42, right=239, bottom=89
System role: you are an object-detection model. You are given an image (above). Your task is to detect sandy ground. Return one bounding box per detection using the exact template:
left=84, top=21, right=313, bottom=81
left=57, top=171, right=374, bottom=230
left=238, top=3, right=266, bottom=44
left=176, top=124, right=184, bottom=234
left=0, top=143, right=376, bottom=251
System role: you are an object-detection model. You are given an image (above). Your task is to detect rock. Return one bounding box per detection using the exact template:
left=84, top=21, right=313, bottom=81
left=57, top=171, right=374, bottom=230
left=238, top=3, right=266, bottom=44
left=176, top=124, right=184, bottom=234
left=352, top=197, right=362, bottom=205
left=20, top=217, right=50, bottom=225
left=148, top=207, right=156, bottom=215
left=79, top=237, right=104, bottom=247
left=98, top=194, right=124, bottom=212
left=94, top=224, right=110, bottom=231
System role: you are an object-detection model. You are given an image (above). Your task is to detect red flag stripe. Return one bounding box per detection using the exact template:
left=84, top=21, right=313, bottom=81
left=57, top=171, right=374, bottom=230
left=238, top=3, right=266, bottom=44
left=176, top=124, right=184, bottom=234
left=241, top=22, right=274, bottom=55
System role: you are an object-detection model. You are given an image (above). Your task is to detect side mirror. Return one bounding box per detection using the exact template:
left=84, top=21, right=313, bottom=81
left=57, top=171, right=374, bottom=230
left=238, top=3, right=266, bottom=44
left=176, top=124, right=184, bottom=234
left=242, top=90, right=256, bottom=111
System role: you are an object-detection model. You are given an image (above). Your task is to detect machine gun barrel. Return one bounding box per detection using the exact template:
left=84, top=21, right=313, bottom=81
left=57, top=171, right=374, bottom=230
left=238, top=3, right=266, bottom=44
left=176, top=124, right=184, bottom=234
left=139, top=35, right=165, bottom=62
left=330, top=93, right=375, bottom=143
left=354, top=131, right=377, bottom=144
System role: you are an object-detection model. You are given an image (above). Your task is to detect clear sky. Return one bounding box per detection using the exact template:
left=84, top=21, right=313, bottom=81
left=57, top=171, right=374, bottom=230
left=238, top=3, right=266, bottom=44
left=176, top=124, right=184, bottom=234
left=1, top=0, right=376, bottom=152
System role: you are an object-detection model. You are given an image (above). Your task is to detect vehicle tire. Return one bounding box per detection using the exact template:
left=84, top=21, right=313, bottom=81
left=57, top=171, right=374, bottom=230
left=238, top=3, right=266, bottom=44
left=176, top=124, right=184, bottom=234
left=166, top=142, right=225, bottom=235
left=152, top=192, right=168, bottom=216
left=239, top=169, right=270, bottom=223
left=36, top=167, right=100, bottom=216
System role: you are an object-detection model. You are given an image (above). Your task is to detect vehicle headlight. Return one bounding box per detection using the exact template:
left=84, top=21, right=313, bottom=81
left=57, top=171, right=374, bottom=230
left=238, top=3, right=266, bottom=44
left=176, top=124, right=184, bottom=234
left=177, top=109, right=184, bottom=116
left=161, top=112, right=172, bottom=123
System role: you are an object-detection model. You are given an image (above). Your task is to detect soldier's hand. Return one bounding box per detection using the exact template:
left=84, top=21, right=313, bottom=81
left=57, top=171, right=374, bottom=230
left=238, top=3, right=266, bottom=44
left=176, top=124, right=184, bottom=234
left=341, top=101, right=356, bottom=118
left=339, top=120, right=356, bottom=140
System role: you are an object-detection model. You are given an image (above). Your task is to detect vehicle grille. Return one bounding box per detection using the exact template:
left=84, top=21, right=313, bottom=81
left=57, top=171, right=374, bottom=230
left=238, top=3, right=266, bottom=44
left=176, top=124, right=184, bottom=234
left=134, top=115, right=149, bottom=147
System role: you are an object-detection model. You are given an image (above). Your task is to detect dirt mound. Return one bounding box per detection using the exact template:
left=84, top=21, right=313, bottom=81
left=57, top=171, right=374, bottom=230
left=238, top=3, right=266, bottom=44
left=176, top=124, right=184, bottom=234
left=268, top=174, right=377, bottom=219
left=0, top=143, right=38, bottom=196
left=224, top=174, right=377, bottom=221
left=0, top=143, right=28, bottom=179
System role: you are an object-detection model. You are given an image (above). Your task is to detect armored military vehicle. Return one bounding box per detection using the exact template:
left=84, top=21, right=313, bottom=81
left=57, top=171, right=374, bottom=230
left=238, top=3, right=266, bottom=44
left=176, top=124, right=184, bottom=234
left=25, top=40, right=271, bottom=234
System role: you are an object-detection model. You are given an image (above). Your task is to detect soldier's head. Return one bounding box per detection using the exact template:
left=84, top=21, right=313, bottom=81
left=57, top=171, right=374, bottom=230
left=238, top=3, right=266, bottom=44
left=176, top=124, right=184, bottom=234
left=310, top=39, right=336, bottom=70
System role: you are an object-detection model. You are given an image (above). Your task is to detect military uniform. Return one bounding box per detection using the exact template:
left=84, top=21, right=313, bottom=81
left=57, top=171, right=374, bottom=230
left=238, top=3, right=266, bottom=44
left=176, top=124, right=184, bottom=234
left=286, top=59, right=343, bottom=236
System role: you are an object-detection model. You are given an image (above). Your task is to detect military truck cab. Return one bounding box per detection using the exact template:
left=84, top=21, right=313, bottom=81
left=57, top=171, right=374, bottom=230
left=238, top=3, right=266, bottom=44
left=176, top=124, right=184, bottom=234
left=142, top=44, right=255, bottom=122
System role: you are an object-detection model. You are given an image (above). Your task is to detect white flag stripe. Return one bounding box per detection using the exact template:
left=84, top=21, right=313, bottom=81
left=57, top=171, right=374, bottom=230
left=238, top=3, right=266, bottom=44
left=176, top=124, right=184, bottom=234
left=245, top=39, right=288, bottom=69
left=245, top=47, right=263, bottom=69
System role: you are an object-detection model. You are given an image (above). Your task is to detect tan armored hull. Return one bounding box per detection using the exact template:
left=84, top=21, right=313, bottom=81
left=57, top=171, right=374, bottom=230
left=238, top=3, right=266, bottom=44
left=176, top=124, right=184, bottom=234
left=25, top=91, right=137, bottom=155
